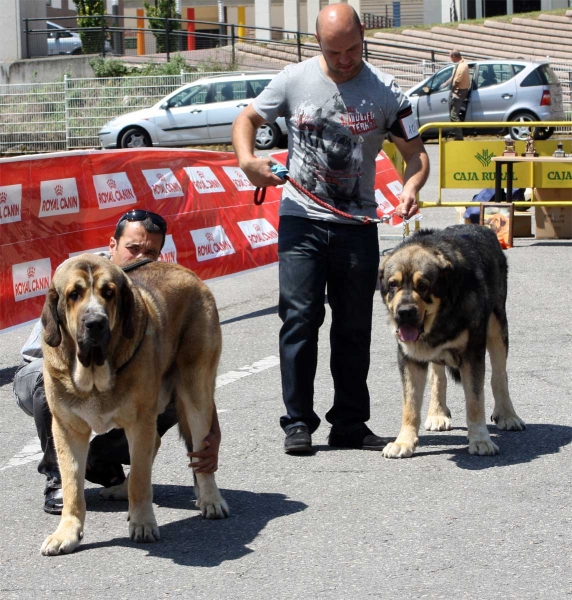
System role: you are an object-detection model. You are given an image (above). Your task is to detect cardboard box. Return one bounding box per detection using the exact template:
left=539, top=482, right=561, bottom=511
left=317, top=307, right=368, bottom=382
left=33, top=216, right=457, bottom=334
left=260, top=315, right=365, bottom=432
left=513, top=212, right=532, bottom=238
left=457, top=206, right=532, bottom=237
left=533, top=188, right=572, bottom=239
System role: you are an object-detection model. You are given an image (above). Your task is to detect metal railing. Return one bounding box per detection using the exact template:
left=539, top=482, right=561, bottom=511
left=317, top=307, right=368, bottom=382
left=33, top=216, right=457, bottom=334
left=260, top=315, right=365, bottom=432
left=0, top=72, right=224, bottom=154
left=23, top=15, right=458, bottom=66
left=418, top=121, right=572, bottom=208
left=362, top=12, right=394, bottom=30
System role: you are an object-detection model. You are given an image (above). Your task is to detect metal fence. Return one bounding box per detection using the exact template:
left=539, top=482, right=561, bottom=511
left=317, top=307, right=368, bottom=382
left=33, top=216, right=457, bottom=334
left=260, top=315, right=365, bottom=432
left=24, top=15, right=453, bottom=65
left=0, top=63, right=440, bottom=154
left=1, top=62, right=571, bottom=155
left=0, top=72, right=221, bottom=154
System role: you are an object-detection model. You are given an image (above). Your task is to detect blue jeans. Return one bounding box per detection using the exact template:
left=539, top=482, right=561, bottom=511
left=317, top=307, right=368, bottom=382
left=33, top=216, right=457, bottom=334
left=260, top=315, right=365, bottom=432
left=278, top=215, right=380, bottom=435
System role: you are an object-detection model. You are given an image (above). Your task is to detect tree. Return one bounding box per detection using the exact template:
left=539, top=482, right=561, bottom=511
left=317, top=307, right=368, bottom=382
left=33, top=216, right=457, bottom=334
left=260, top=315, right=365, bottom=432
left=73, top=0, right=106, bottom=54
left=143, top=0, right=182, bottom=54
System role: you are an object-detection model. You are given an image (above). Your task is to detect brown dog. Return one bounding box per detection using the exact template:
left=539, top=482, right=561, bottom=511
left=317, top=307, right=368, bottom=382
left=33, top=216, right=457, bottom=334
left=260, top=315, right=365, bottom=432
left=379, top=225, right=525, bottom=458
left=40, top=254, right=228, bottom=556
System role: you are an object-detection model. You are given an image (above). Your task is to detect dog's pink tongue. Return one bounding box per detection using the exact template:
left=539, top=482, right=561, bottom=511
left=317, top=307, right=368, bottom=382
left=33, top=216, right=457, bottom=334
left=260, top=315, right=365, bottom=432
left=398, top=326, right=419, bottom=342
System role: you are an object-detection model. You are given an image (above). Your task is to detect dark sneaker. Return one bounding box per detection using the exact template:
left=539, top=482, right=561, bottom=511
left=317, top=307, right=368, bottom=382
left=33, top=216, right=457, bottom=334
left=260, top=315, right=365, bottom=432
left=43, top=480, right=63, bottom=515
left=328, top=424, right=385, bottom=451
left=284, top=426, right=312, bottom=454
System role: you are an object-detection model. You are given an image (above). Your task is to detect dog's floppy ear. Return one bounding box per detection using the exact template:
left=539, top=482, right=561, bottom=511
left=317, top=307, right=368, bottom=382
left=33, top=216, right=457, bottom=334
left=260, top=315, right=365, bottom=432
left=41, top=287, right=62, bottom=347
left=120, top=279, right=136, bottom=340
left=432, top=252, right=456, bottom=301
left=378, top=252, right=394, bottom=296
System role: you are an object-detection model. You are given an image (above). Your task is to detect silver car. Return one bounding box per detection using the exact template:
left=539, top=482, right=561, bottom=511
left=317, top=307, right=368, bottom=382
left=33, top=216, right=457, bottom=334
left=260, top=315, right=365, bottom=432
left=47, top=21, right=113, bottom=56
left=98, top=72, right=287, bottom=151
left=405, top=60, right=565, bottom=140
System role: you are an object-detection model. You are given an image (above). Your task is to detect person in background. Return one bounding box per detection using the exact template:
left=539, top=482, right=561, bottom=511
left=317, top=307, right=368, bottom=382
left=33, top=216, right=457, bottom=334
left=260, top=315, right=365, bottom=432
left=232, top=3, right=429, bottom=455
left=13, top=210, right=220, bottom=514
left=449, top=49, right=471, bottom=140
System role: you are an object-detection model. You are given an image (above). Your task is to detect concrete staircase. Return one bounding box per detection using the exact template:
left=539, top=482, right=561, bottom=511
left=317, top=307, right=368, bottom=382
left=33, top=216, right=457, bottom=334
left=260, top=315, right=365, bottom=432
left=372, top=10, right=572, bottom=63
left=232, top=10, right=572, bottom=68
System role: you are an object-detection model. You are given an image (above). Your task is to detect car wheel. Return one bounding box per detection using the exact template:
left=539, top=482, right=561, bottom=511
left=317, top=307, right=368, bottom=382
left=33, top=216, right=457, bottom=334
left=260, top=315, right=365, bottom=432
left=255, top=123, right=280, bottom=150
left=120, top=127, right=151, bottom=149
left=507, top=112, right=551, bottom=141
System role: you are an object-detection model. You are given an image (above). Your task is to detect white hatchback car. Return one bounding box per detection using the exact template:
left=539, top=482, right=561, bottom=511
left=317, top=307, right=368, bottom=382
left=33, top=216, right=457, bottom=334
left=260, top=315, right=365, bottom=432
left=98, top=72, right=287, bottom=151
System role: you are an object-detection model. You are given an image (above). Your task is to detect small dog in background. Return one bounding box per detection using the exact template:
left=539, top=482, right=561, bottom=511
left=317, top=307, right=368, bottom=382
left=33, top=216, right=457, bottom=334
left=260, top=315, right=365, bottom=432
left=379, top=224, right=525, bottom=458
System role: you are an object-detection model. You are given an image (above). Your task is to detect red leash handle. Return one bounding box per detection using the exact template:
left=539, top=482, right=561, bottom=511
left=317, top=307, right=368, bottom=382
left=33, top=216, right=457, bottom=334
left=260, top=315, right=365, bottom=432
left=254, top=175, right=378, bottom=225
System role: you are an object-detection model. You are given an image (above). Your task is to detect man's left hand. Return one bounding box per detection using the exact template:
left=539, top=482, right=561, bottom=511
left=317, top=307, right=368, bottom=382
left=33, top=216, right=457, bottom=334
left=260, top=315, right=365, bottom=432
left=396, top=193, right=419, bottom=220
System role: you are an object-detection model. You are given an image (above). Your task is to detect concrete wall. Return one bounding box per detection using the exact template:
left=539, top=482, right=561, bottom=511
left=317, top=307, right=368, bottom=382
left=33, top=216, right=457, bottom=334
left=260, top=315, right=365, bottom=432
left=2, top=0, right=47, bottom=61
left=0, top=55, right=95, bottom=86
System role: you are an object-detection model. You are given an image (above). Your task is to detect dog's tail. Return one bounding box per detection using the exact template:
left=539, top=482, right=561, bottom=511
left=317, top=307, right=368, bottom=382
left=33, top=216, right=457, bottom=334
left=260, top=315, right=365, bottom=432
left=447, top=367, right=461, bottom=384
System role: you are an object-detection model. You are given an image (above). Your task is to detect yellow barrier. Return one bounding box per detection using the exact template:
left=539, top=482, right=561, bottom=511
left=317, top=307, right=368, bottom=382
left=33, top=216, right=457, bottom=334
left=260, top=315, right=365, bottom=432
left=415, top=121, right=572, bottom=209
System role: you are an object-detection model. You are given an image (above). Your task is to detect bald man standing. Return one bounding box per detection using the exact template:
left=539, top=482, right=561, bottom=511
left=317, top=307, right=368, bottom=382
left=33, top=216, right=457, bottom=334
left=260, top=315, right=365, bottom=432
left=233, top=3, right=429, bottom=455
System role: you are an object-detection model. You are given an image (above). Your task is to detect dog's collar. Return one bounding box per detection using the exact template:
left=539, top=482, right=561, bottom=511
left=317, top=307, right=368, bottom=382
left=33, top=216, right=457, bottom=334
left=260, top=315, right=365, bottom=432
left=122, top=258, right=154, bottom=273
left=116, top=313, right=148, bottom=376
left=115, top=258, right=153, bottom=374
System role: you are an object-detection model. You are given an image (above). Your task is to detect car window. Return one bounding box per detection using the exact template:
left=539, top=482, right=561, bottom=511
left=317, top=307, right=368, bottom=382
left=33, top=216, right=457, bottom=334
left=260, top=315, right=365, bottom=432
left=47, top=23, right=73, bottom=38
left=535, top=64, right=559, bottom=85
left=168, top=85, right=208, bottom=108
left=214, top=81, right=248, bottom=102
left=248, top=79, right=272, bottom=98
left=477, top=64, right=501, bottom=88
left=429, top=66, right=454, bottom=92
left=519, top=65, right=558, bottom=87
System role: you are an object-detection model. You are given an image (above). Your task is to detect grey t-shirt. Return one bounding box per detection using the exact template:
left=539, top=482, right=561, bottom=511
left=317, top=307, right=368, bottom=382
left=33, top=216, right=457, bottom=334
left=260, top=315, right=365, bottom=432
left=252, top=56, right=415, bottom=223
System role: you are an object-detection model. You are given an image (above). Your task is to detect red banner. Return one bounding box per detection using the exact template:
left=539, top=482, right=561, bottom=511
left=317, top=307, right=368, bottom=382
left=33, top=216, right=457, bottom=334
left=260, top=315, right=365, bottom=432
left=0, top=148, right=403, bottom=331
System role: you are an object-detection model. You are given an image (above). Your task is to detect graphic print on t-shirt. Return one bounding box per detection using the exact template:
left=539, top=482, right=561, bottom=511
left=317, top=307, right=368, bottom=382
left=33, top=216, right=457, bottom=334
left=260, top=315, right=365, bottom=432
left=291, top=93, right=376, bottom=212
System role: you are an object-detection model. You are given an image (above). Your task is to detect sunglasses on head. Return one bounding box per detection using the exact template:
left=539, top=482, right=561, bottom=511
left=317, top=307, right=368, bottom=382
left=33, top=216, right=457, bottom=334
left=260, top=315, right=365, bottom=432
left=117, top=209, right=167, bottom=234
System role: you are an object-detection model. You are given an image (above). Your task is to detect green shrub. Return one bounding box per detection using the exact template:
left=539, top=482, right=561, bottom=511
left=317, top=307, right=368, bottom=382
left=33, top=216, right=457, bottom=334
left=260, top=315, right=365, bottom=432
left=143, top=0, right=182, bottom=54
left=89, top=57, right=133, bottom=78
left=73, top=0, right=107, bottom=54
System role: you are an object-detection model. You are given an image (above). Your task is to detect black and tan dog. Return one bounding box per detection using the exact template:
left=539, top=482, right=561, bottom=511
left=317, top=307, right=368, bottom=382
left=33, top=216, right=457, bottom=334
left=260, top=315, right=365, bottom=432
left=40, top=254, right=228, bottom=556
left=379, top=224, right=525, bottom=458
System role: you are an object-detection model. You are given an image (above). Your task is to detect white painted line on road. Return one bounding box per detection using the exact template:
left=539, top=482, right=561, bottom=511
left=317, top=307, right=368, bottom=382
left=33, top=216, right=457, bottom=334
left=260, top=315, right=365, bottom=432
left=2, top=355, right=279, bottom=472
left=215, top=355, right=280, bottom=388
left=0, top=440, right=42, bottom=472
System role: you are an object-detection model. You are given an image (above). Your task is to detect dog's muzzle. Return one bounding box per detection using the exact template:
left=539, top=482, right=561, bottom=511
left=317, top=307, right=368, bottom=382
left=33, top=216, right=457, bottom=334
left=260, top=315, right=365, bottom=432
left=395, top=304, right=424, bottom=343
left=77, top=312, right=111, bottom=367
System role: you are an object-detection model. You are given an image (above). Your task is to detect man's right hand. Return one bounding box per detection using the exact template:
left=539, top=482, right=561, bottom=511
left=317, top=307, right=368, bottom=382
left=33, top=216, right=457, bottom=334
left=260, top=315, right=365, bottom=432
left=233, top=105, right=285, bottom=188
left=240, top=157, right=286, bottom=189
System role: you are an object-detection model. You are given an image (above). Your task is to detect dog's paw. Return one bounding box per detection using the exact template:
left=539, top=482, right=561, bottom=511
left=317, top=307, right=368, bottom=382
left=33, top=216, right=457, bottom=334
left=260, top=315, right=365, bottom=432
left=41, top=525, right=83, bottom=556
left=99, top=479, right=129, bottom=501
left=491, top=412, right=526, bottom=431
left=129, top=517, right=160, bottom=543
left=424, top=415, right=452, bottom=431
left=197, top=496, right=230, bottom=519
left=468, top=439, right=499, bottom=456
left=381, top=441, right=416, bottom=458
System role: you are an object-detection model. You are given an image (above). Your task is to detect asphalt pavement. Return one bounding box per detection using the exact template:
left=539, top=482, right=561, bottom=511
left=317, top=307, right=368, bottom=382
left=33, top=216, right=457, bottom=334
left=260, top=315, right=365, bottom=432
left=0, top=144, right=570, bottom=599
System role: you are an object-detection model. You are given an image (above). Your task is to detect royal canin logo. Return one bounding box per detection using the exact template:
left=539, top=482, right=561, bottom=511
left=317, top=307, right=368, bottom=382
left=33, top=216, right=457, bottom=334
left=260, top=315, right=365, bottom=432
left=0, top=192, right=6, bottom=204
left=197, top=170, right=205, bottom=178
left=205, top=232, right=214, bottom=242
left=107, top=179, right=117, bottom=189
left=254, top=224, right=261, bottom=233
left=156, top=173, right=164, bottom=181
left=27, top=267, right=36, bottom=279
left=54, top=184, right=64, bottom=196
